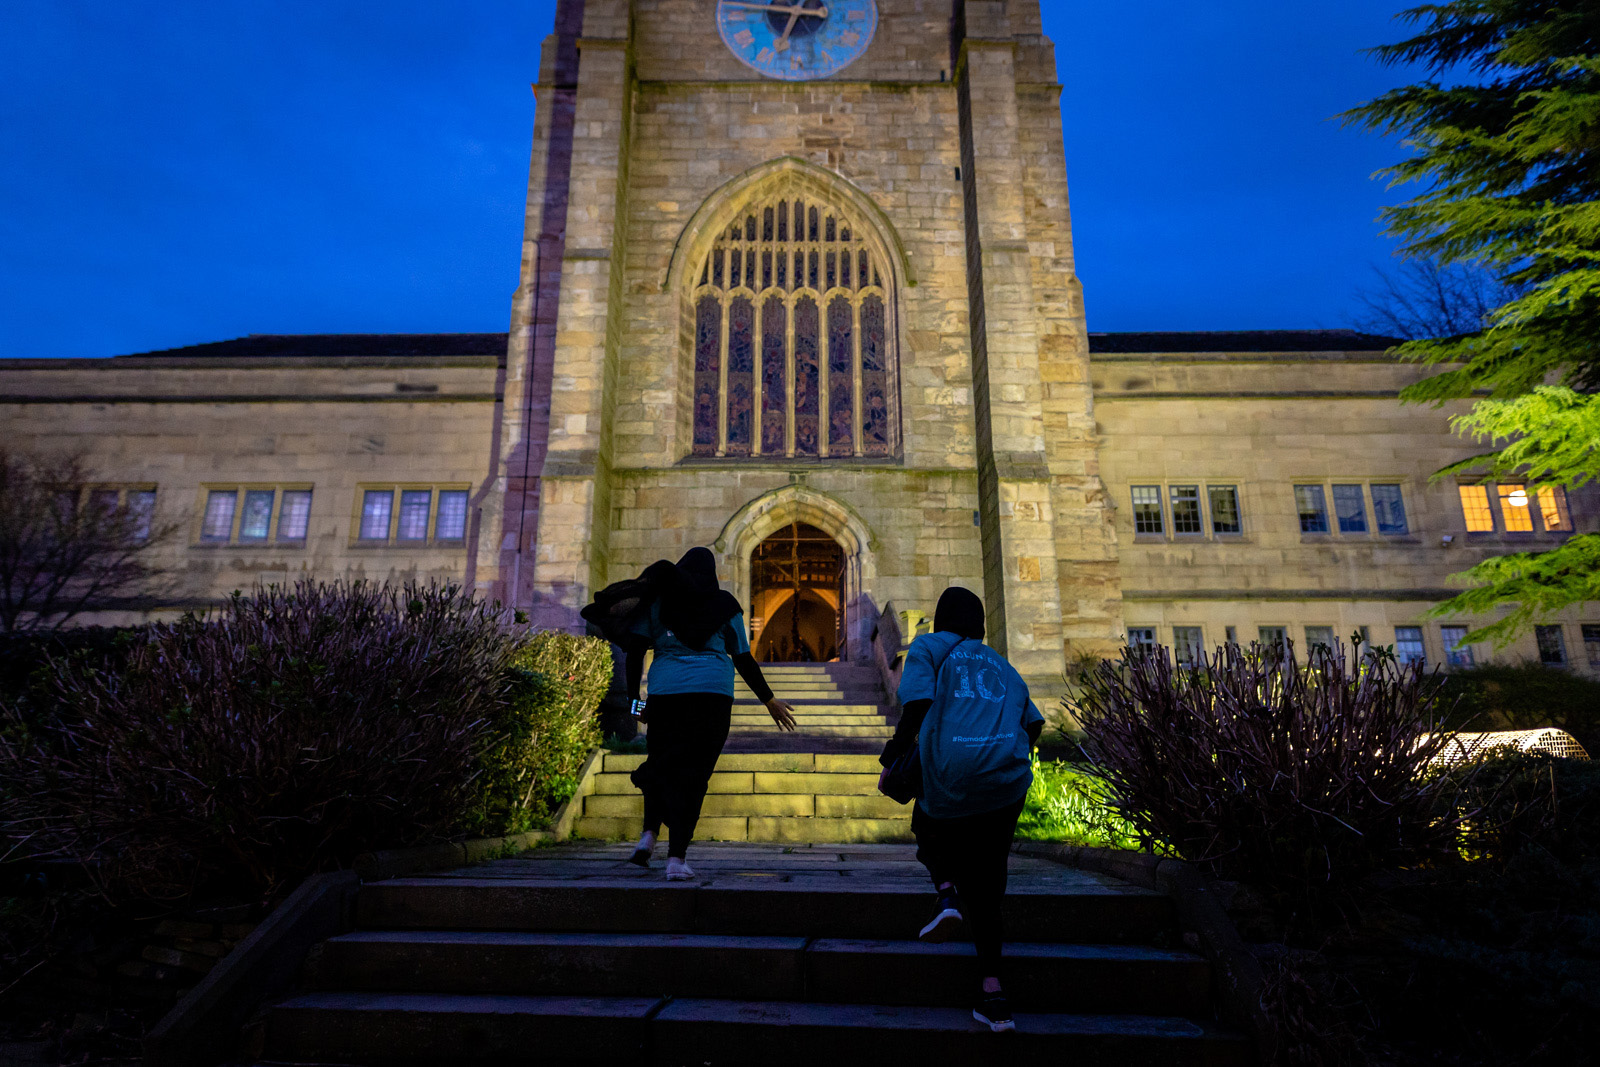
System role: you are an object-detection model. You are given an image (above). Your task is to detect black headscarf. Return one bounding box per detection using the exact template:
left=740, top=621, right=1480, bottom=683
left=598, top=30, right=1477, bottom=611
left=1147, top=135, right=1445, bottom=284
left=933, top=586, right=985, bottom=641
left=642, top=547, right=743, bottom=651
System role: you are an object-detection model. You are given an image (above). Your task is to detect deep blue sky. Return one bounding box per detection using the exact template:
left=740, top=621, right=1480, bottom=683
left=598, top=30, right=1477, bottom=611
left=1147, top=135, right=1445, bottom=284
left=0, top=1, right=1426, bottom=359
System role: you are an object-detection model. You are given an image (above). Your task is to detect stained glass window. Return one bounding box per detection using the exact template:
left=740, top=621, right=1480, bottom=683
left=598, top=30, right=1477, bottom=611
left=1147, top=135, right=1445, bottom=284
left=690, top=190, right=896, bottom=459
left=827, top=296, right=855, bottom=456
left=694, top=296, right=721, bottom=457
left=794, top=295, right=820, bottom=457
left=861, top=295, right=889, bottom=455
left=726, top=297, right=755, bottom=456
left=239, top=490, right=275, bottom=542
left=762, top=299, right=787, bottom=455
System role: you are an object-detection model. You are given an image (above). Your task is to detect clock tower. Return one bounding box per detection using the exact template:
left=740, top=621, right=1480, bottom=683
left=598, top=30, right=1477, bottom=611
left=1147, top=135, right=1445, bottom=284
left=484, top=0, right=1123, bottom=702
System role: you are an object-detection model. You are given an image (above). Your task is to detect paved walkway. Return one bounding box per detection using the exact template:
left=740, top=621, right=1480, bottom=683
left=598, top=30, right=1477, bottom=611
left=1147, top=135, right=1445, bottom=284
left=433, top=840, right=1135, bottom=897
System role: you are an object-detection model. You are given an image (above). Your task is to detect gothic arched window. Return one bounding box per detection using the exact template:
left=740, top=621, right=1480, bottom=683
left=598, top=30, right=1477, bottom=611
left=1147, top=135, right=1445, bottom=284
left=691, top=194, right=895, bottom=459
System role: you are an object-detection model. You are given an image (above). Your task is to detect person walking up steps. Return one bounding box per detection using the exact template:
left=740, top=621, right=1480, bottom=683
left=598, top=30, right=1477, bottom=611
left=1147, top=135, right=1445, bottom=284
left=879, top=587, right=1043, bottom=1032
left=620, top=548, right=797, bottom=881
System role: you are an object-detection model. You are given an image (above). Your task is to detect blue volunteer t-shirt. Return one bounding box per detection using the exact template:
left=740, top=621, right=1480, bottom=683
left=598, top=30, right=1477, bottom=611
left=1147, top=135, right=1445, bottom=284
left=898, top=630, right=1043, bottom=819
left=633, top=602, right=751, bottom=699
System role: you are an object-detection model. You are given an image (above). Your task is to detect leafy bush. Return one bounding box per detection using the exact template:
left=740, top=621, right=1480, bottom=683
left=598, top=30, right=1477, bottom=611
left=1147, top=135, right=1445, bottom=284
left=464, top=631, right=612, bottom=836
left=0, top=581, right=511, bottom=902
left=1016, top=755, right=1143, bottom=850
left=1448, top=753, right=1600, bottom=865
left=1074, top=641, right=1464, bottom=887
left=1439, top=664, right=1600, bottom=757
left=0, top=627, right=135, bottom=710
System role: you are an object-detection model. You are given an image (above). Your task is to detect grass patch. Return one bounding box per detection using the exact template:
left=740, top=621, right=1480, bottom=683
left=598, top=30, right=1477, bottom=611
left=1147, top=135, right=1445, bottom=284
left=1017, top=756, right=1143, bottom=850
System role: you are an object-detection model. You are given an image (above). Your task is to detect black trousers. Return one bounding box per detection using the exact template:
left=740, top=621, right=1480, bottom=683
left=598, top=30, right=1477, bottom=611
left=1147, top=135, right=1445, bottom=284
left=630, top=692, right=733, bottom=858
left=912, top=795, right=1026, bottom=971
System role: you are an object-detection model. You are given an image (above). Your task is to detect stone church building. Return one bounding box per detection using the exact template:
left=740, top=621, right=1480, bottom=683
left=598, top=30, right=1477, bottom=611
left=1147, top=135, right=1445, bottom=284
left=4, top=0, right=1597, bottom=699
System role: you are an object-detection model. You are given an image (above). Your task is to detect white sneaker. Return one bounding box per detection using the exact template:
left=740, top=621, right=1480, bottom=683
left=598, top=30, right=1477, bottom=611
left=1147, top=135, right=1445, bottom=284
left=628, top=831, right=656, bottom=868
left=665, top=856, right=696, bottom=881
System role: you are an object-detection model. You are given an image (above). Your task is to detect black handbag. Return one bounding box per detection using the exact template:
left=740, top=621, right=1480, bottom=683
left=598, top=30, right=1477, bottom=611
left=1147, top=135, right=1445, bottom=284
left=878, top=639, right=967, bottom=805
left=880, top=740, right=922, bottom=805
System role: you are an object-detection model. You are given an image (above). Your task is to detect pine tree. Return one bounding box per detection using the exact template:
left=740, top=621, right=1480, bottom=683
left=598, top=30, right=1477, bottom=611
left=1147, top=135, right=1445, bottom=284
left=1347, top=2, right=1600, bottom=646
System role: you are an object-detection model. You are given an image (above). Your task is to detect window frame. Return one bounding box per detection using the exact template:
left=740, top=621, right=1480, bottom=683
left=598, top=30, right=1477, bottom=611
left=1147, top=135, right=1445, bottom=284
left=350, top=483, right=473, bottom=547
left=194, top=484, right=314, bottom=547
left=76, top=484, right=159, bottom=542
left=1293, top=484, right=1330, bottom=535
left=1582, top=624, right=1600, bottom=669
left=1169, top=484, right=1204, bottom=537
left=1130, top=486, right=1165, bottom=537
left=1172, top=626, right=1205, bottom=667
left=1394, top=626, right=1427, bottom=667
left=1304, top=625, right=1337, bottom=655
left=1457, top=480, right=1574, bottom=537
left=1331, top=484, right=1368, bottom=534
left=1535, top=624, right=1569, bottom=667
left=1258, top=625, right=1291, bottom=658
left=1295, top=481, right=1413, bottom=539
left=1127, top=481, right=1246, bottom=541
left=1441, top=625, right=1476, bottom=669
left=1208, top=484, right=1244, bottom=536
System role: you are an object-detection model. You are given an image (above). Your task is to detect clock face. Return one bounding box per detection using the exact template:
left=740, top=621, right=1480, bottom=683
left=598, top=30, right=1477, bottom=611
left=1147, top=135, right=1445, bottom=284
left=716, top=0, right=878, bottom=82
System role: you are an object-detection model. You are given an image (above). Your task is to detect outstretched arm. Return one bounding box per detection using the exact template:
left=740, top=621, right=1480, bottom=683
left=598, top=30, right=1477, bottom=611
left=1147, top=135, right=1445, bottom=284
left=733, top=652, right=797, bottom=732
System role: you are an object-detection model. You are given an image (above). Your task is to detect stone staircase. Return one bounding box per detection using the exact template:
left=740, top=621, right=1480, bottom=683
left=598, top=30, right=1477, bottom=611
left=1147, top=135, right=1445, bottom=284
left=254, top=843, right=1253, bottom=1066
left=730, top=661, right=896, bottom=745
left=574, top=662, right=909, bottom=844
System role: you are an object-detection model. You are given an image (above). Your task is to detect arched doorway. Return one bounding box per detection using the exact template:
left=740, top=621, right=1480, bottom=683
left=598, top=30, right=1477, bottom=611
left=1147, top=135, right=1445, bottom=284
left=750, top=523, right=846, bottom=663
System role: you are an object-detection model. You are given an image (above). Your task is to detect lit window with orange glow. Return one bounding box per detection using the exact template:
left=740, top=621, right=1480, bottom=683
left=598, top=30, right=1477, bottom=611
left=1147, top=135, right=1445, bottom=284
left=1538, top=486, right=1574, bottom=532
left=1498, top=484, right=1535, bottom=532
left=1458, top=485, right=1494, bottom=532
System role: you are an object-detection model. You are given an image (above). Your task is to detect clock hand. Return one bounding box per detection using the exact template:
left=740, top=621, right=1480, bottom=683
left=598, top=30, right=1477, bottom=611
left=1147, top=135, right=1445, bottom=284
left=721, top=2, right=828, bottom=13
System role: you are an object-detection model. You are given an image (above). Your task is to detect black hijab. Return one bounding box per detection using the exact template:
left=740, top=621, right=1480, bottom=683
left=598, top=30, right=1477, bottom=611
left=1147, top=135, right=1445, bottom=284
left=643, top=547, right=743, bottom=651
left=933, top=586, right=985, bottom=642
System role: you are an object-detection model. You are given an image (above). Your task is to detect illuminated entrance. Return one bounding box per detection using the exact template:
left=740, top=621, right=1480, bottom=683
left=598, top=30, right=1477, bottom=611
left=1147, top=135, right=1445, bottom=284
left=750, top=523, right=846, bottom=663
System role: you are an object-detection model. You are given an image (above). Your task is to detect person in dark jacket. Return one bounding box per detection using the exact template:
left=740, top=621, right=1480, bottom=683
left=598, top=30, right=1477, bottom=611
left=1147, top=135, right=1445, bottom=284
left=879, top=587, right=1043, bottom=1032
left=622, top=548, right=796, bottom=880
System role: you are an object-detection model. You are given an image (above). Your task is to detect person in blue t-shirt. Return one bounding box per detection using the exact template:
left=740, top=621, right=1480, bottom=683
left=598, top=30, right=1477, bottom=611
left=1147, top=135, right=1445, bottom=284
left=621, top=548, right=797, bottom=880
left=879, top=586, right=1043, bottom=1033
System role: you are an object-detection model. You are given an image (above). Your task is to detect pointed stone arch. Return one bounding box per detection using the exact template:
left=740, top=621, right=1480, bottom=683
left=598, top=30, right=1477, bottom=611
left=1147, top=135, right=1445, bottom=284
left=664, top=157, right=917, bottom=297
left=670, top=159, right=913, bottom=461
left=714, top=484, right=879, bottom=661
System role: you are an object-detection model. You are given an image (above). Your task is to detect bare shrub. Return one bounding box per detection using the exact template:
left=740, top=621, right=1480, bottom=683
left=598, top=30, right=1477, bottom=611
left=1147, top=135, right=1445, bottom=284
left=0, top=450, right=179, bottom=633
left=1074, top=641, right=1464, bottom=887
left=0, top=580, right=511, bottom=903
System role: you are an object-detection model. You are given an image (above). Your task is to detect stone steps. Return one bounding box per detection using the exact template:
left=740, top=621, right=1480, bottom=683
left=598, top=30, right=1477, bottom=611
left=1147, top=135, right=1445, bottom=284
left=255, top=845, right=1250, bottom=1066
left=574, top=752, right=907, bottom=843
left=306, top=931, right=1212, bottom=1015
left=604, top=662, right=902, bottom=843
left=352, top=875, right=1175, bottom=944
left=265, top=992, right=1247, bottom=1066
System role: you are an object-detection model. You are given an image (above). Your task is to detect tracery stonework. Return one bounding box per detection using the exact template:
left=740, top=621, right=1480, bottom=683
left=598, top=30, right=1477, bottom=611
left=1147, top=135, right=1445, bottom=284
left=691, top=195, right=894, bottom=459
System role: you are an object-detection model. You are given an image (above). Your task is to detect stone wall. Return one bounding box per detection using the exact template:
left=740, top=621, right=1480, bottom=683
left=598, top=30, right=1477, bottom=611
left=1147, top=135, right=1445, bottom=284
left=1094, top=348, right=1600, bottom=675
left=0, top=356, right=501, bottom=621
